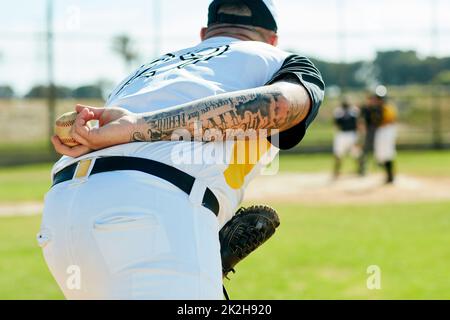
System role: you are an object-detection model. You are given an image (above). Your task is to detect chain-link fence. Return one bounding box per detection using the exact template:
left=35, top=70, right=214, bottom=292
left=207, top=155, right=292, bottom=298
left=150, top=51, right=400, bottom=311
left=1, top=84, right=448, bottom=165
left=0, top=0, right=449, bottom=164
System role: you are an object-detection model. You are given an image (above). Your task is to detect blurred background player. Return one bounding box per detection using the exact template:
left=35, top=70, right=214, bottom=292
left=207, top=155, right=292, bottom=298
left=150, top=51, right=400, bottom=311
left=359, top=86, right=398, bottom=183
left=332, top=98, right=360, bottom=178
left=373, top=87, right=398, bottom=184
left=358, top=91, right=383, bottom=176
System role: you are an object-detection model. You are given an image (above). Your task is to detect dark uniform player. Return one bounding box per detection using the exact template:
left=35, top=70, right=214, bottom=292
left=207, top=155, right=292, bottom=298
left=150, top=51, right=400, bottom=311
left=332, top=100, right=360, bottom=178
left=358, top=93, right=383, bottom=176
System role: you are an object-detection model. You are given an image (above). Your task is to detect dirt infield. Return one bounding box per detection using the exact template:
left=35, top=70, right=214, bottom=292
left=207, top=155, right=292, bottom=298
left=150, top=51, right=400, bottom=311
left=244, top=173, right=450, bottom=205
left=0, top=202, right=43, bottom=217
left=1, top=173, right=449, bottom=217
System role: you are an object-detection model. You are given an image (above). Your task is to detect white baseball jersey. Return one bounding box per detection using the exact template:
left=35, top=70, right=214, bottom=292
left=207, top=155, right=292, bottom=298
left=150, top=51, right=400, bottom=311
left=52, top=36, right=324, bottom=226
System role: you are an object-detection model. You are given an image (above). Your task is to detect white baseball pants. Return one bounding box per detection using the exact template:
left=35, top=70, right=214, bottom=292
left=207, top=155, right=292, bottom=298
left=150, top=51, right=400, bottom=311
left=38, top=170, right=223, bottom=299
left=374, top=124, right=397, bottom=163
left=333, top=131, right=359, bottom=158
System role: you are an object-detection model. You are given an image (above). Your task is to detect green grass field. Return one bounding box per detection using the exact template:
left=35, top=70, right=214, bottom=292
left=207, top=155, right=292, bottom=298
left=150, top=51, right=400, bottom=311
left=0, top=215, right=63, bottom=300
left=0, top=151, right=449, bottom=299
left=0, top=163, right=52, bottom=203
left=228, top=202, right=450, bottom=299
left=1, top=202, right=449, bottom=299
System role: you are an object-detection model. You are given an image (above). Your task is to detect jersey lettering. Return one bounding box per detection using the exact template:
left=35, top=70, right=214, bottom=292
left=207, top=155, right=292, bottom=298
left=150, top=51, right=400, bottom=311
left=112, top=45, right=230, bottom=98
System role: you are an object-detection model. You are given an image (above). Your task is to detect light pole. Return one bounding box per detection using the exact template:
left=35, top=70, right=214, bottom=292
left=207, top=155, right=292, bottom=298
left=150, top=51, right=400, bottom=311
left=152, top=0, right=162, bottom=58
left=430, top=0, right=442, bottom=148
left=336, top=0, right=347, bottom=93
left=337, top=0, right=347, bottom=63
left=46, top=0, right=56, bottom=150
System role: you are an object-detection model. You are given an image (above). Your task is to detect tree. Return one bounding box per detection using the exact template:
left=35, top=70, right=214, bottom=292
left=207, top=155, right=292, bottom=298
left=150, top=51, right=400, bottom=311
left=433, top=71, right=450, bottom=86
left=373, top=50, right=420, bottom=85
left=25, top=85, right=72, bottom=99
left=0, top=85, right=14, bottom=98
left=373, top=50, right=450, bottom=85
left=111, top=34, right=139, bottom=71
left=310, top=58, right=365, bottom=88
left=72, top=85, right=103, bottom=99
left=286, top=48, right=366, bottom=88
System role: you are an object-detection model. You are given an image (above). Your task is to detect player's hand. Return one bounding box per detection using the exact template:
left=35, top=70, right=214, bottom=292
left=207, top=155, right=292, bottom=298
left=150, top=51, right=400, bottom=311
left=71, top=104, right=140, bottom=150
left=51, top=135, right=92, bottom=158
left=52, top=104, right=140, bottom=158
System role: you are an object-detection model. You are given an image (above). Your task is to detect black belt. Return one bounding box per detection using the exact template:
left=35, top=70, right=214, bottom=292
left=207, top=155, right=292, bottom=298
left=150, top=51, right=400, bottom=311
left=52, top=156, right=220, bottom=216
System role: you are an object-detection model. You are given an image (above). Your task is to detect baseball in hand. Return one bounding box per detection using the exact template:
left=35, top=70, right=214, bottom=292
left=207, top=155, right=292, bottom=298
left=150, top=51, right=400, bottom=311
left=55, top=111, right=99, bottom=147
left=54, top=111, right=80, bottom=147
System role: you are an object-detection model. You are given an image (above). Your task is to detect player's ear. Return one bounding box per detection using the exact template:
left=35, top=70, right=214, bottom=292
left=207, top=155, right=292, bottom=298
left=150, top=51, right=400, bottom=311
left=200, top=27, right=208, bottom=41
left=269, top=34, right=279, bottom=47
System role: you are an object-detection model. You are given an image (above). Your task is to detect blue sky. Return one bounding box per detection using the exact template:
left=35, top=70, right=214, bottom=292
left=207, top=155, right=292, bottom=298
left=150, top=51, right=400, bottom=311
left=1, top=0, right=449, bottom=94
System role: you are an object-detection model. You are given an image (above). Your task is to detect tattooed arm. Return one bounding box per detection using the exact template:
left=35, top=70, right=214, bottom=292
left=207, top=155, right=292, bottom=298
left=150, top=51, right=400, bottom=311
left=52, top=79, right=311, bottom=157
left=132, top=78, right=311, bottom=142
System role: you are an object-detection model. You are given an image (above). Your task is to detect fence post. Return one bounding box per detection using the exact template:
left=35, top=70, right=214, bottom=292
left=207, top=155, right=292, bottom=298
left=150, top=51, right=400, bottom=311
left=46, top=0, right=56, bottom=151
left=431, top=85, right=443, bottom=149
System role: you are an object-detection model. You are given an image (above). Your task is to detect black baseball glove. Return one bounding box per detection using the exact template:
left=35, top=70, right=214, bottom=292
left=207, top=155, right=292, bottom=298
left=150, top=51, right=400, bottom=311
left=219, top=205, right=280, bottom=278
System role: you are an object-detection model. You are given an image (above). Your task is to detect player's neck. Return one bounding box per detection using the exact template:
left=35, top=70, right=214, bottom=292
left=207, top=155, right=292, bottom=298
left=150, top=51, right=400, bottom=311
left=206, top=33, right=253, bottom=42
left=204, top=26, right=268, bottom=43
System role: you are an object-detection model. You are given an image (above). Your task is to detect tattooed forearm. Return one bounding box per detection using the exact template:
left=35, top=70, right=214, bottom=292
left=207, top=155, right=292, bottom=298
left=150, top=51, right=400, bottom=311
left=132, top=80, right=311, bottom=142
left=132, top=131, right=147, bottom=142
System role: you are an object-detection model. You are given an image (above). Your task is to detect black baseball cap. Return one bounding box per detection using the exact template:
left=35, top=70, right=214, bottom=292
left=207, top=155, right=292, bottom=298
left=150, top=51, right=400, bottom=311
left=208, top=0, right=279, bottom=33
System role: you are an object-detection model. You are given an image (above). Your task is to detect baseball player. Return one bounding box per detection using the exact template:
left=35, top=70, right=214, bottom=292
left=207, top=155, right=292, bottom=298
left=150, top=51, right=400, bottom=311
left=358, top=89, right=397, bottom=183
left=332, top=99, right=360, bottom=178
left=374, top=92, right=398, bottom=184
left=358, top=93, right=383, bottom=176
left=39, top=0, right=324, bottom=299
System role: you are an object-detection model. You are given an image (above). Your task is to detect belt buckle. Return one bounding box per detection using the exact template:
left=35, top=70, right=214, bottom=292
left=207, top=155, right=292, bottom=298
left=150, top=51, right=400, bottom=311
left=73, top=158, right=96, bottom=183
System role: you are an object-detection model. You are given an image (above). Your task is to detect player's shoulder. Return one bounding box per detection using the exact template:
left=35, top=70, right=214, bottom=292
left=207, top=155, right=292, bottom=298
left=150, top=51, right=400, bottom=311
left=236, top=42, right=320, bottom=70
left=350, top=105, right=360, bottom=115
left=383, top=103, right=397, bottom=110
left=194, top=37, right=316, bottom=68
left=230, top=39, right=292, bottom=63
left=235, top=39, right=286, bottom=53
